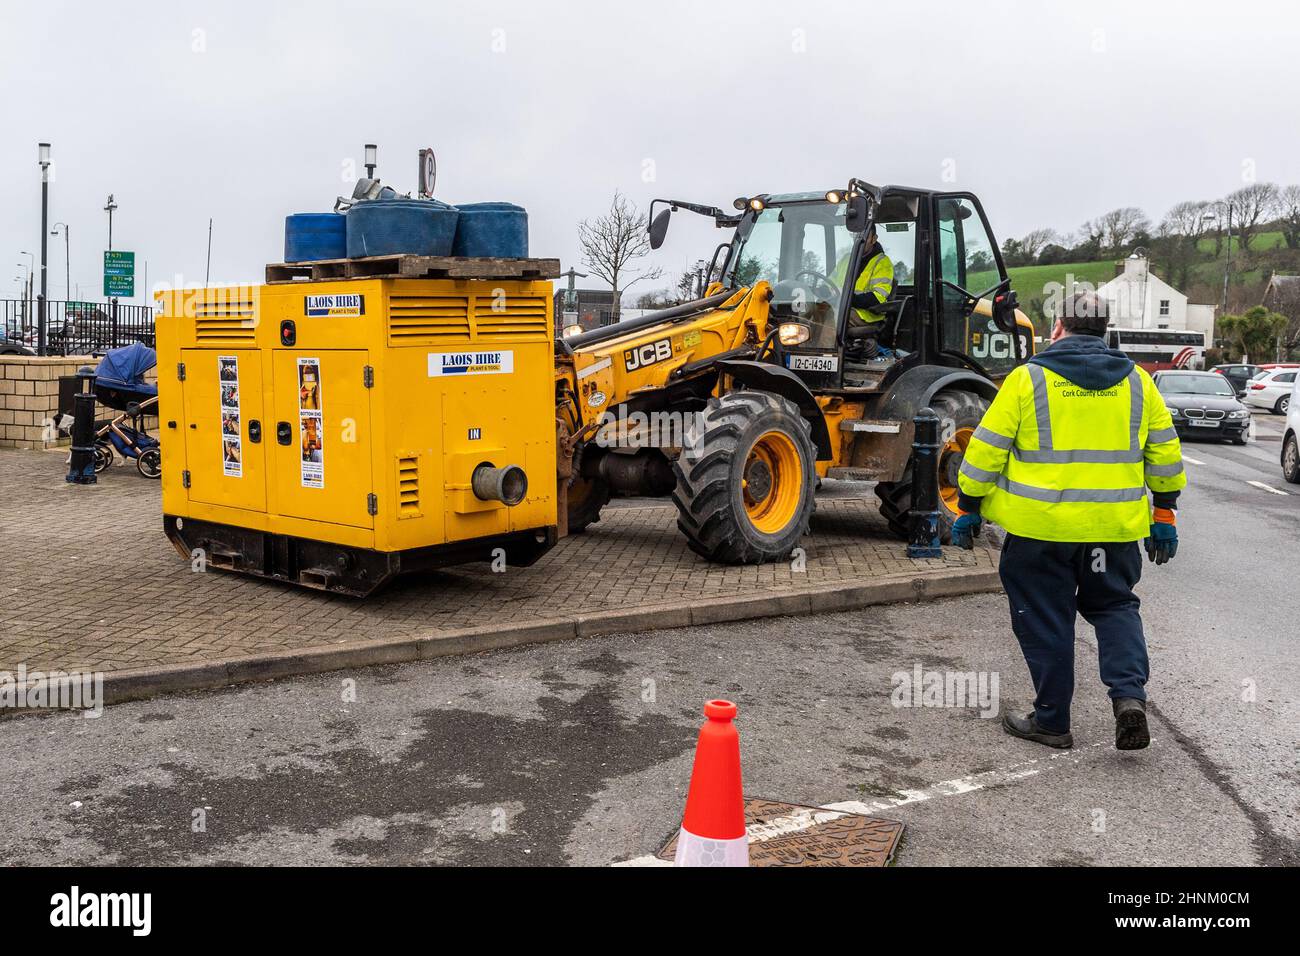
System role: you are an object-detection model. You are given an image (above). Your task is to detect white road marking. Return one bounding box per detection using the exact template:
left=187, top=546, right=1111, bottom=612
left=613, top=743, right=1105, bottom=866
left=1247, top=480, right=1290, bottom=496
left=1182, top=455, right=1206, bottom=465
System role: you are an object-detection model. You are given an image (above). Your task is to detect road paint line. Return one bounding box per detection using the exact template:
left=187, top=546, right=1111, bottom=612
left=1247, top=480, right=1290, bottom=496
left=1182, top=455, right=1206, bottom=465
left=613, top=743, right=1105, bottom=866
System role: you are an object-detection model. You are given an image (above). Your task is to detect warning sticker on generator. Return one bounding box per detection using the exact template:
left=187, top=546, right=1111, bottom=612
left=297, top=357, right=324, bottom=488
left=304, top=294, right=365, bottom=317
left=428, top=350, right=514, bottom=377
left=218, top=355, right=242, bottom=477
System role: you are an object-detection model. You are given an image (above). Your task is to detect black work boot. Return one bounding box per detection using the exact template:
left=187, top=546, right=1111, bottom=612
left=1001, top=712, right=1073, bottom=749
left=1113, top=698, right=1150, bottom=751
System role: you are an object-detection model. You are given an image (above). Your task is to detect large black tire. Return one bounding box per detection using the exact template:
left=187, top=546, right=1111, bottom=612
left=565, top=474, right=611, bottom=534
left=672, top=390, right=817, bottom=564
left=875, top=390, right=989, bottom=544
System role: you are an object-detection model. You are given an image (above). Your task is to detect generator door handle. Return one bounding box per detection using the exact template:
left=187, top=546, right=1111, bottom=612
left=277, top=421, right=292, bottom=445
left=248, top=419, right=262, bottom=443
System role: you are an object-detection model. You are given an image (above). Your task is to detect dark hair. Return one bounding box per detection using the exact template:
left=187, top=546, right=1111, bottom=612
left=1059, top=290, right=1109, bottom=336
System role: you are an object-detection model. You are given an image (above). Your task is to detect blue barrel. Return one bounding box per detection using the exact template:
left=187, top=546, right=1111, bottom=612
left=284, top=213, right=346, bottom=262
left=452, top=202, right=529, bottom=258
left=346, top=199, right=460, bottom=258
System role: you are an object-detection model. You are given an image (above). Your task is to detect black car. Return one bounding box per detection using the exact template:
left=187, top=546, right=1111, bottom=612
left=1209, top=363, right=1262, bottom=395
left=1154, top=370, right=1251, bottom=444
left=1, top=335, right=35, bottom=356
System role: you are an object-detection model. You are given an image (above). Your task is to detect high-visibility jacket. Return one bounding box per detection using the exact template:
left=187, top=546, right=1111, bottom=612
left=957, top=360, right=1186, bottom=542
left=831, top=247, right=894, bottom=325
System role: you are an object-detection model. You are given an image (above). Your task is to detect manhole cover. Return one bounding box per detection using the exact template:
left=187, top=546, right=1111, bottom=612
left=658, top=798, right=904, bottom=867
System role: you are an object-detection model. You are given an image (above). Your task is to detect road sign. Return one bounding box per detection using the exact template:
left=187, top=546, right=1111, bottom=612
left=103, top=250, right=135, bottom=298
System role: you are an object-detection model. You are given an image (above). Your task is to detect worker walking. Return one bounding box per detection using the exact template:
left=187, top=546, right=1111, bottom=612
left=952, top=291, right=1185, bottom=751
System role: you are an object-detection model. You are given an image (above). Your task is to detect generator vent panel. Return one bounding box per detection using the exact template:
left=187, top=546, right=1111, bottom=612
left=474, top=294, right=550, bottom=341
left=397, top=455, right=421, bottom=518
left=387, top=294, right=471, bottom=345
left=194, top=299, right=258, bottom=345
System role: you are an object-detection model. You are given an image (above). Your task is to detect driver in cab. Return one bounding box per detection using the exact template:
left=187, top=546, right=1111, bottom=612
left=830, top=225, right=894, bottom=356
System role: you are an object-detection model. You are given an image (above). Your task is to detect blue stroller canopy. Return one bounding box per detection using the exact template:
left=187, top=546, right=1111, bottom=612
left=96, top=342, right=157, bottom=388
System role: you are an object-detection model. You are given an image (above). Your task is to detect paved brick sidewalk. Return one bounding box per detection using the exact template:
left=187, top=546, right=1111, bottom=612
left=0, top=448, right=999, bottom=694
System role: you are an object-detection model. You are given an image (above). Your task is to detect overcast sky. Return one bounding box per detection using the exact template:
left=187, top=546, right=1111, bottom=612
left=4, top=0, right=1299, bottom=303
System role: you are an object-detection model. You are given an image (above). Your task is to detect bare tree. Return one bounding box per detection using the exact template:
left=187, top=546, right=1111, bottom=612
left=1225, top=182, right=1279, bottom=251
left=1160, top=200, right=1212, bottom=244
left=577, top=192, right=663, bottom=323
left=1272, top=184, right=1300, bottom=250
left=1094, top=207, right=1151, bottom=256
left=1018, top=228, right=1058, bottom=262
left=1157, top=200, right=1212, bottom=289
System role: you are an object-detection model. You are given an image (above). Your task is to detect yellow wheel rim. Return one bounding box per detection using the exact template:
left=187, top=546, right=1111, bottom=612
left=742, top=430, right=803, bottom=534
left=939, top=426, right=973, bottom=513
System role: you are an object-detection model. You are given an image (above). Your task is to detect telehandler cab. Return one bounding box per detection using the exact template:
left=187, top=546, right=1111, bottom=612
left=555, top=180, right=1037, bottom=563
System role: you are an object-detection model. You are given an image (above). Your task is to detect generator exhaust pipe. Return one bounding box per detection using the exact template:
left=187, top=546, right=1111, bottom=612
left=472, top=463, right=528, bottom=506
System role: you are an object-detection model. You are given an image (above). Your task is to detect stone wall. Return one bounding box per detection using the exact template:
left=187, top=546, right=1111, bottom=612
left=0, top=356, right=97, bottom=449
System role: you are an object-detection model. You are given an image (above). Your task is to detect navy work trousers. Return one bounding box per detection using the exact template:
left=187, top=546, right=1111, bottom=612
left=998, top=533, right=1148, bottom=734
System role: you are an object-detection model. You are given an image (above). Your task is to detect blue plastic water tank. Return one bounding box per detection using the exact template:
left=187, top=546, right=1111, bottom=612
left=346, top=199, right=460, bottom=258
left=452, top=202, right=529, bottom=258
left=284, top=213, right=347, bottom=262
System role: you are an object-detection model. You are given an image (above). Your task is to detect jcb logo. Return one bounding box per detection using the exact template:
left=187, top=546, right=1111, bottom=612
left=624, top=338, right=672, bottom=372
left=971, top=332, right=1025, bottom=361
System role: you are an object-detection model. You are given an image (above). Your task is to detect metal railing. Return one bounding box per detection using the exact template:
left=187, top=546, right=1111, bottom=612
left=1, top=298, right=156, bottom=356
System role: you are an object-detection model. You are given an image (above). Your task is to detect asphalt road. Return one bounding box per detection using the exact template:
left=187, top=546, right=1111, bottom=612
left=0, top=416, right=1294, bottom=867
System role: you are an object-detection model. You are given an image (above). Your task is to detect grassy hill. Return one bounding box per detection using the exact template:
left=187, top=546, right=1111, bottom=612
left=1006, top=260, right=1118, bottom=330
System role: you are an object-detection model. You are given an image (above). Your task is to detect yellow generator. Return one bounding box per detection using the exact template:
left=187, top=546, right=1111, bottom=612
left=156, top=266, right=559, bottom=596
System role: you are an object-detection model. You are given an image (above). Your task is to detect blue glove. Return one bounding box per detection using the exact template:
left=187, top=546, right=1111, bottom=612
left=951, top=512, right=983, bottom=550
left=1144, top=508, right=1178, bottom=565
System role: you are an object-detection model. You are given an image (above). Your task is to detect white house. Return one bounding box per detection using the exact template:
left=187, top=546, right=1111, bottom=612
left=1097, top=254, right=1216, bottom=341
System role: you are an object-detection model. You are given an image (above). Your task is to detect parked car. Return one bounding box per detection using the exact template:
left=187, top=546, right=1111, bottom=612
left=1210, top=363, right=1263, bottom=394
left=1283, top=378, right=1300, bottom=484
left=1243, top=368, right=1297, bottom=414
left=0, top=334, right=35, bottom=356
left=1153, top=370, right=1251, bottom=445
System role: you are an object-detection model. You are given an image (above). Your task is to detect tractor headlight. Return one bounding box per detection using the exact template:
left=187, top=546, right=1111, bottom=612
left=825, top=190, right=844, bottom=204
left=778, top=322, right=811, bottom=346
left=561, top=324, right=582, bottom=339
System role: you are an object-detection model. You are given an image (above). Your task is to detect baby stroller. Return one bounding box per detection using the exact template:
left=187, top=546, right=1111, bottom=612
left=92, top=343, right=162, bottom=479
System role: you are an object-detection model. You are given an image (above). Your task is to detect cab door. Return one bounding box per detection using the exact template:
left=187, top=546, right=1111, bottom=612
left=180, top=349, right=267, bottom=513
left=270, top=350, right=374, bottom=529
left=933, top=193, right=1030, bottom=380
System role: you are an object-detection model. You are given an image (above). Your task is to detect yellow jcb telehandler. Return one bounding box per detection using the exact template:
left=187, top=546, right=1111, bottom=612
left=554, top=180, right=1036, bottom=563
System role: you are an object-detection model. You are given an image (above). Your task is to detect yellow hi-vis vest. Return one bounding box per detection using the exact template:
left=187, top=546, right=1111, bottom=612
left=957, top=362, right=1186, bottom=542
left=831, top=250, right=894, bottom=325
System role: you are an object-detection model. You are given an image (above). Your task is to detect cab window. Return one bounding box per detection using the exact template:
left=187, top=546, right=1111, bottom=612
left=936, top=196, right=1017, bottom=377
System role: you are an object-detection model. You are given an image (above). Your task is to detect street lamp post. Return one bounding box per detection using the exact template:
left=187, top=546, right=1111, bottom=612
left=364, top=144, right=378, bottom=179
left=52, top=222, right=70, bottom=301
left=38, top=143, right=50, bottom=355
left=104, top=194, right=118, bottom=252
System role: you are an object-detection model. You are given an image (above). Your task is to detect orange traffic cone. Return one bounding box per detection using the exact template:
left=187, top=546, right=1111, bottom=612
left=674, top=699, right=748, bottom=867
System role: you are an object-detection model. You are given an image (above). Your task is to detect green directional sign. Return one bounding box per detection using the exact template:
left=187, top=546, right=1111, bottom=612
left=103, top=250, right=135, bottom=298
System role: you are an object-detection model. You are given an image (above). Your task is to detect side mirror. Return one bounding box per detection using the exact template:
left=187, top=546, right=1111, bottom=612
left=648, top=208, right=671, bottom=250
left=992, top=288, right=1019, bottom=334
left=844, top=194, right=869, bottom=233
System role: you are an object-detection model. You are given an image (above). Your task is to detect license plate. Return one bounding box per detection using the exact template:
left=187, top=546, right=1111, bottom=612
left=1189, top=420, right=1218, bottom=427
left=787, top=354, right=838, bottom=373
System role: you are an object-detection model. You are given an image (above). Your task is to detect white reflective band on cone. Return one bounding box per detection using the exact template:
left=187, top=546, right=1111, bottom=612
left=673, top=828, right=749, bottom=867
